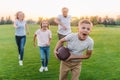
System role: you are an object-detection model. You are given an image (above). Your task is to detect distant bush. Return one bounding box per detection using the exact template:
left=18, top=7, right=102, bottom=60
left=116, top=15, right=120, bottom=25
left=1, top=15, right=120, bottom=27
left=0, top=16, right=13, bottom=25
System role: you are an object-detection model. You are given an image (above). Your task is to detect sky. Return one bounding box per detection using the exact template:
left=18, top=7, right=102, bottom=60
left=0, top=0, right=120, bottom=21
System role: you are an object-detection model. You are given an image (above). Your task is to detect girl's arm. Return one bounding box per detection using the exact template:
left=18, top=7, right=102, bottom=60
left=46, top=31, right=52, bottom=46
left=46, top=38, right=51, bottom=46
left=33, top=34, right=37, bottom=47
left=25, top=24, right=30, bottom=35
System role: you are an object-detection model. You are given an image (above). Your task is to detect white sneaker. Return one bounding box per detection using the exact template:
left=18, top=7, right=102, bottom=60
left=19, top=60, right=23, bottom=66
left=44, top=67, right=48, bottom=71
left=39, top=66, right=44, bottom=72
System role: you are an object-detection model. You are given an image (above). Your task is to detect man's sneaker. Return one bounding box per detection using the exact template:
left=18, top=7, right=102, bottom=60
left=44, top=67, right=48, bottom=71
left=39, top=66, right=44, bottom=72
left=19, top=60, right=23, bottom=66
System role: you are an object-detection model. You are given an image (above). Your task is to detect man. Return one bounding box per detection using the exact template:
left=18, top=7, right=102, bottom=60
left=54, top=7, right=71, bottom=40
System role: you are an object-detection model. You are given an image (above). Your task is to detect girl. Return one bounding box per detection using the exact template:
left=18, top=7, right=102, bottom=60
left=33, top=20, right=52, bottom=72
left=13, top=11, right=29, bottom=66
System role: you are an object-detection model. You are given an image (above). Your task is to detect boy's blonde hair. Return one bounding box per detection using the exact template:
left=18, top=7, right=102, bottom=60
left=78, top=19, right=93, bottom=27
left=40, top=20, right=49, bottom=29
left=15, top=11, right=25, bottom=20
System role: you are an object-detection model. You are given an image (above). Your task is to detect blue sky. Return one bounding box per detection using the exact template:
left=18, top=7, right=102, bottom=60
left=0, top=0, right=120, bottom=20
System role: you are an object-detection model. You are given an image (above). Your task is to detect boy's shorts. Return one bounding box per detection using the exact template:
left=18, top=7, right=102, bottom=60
left=59, top=60, right=82, bottom=80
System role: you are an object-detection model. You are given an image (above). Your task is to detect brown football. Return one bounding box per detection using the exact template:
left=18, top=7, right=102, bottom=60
left=57, top=46, right=71, bottom=61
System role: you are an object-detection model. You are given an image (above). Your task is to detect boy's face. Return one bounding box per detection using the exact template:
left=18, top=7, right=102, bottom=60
left=41, top=21, right=48, bottom=29
left=78, top=23, right=92, bottom=40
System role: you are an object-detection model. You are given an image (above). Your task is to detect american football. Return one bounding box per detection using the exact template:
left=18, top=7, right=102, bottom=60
left=57, top=46, right=71, bottom=61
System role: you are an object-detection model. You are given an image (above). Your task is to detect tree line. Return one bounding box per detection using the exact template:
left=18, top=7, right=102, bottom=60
left=1, top=15, right=120, bottom=26
left=0, top=16, right=13, bottom=25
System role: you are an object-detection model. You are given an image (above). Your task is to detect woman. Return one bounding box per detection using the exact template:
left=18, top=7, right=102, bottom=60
left=13, top=11, right=29, bottom=66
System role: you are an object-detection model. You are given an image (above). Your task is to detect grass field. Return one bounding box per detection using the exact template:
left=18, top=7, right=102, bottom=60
left=0, top=24, right=120, bottom=80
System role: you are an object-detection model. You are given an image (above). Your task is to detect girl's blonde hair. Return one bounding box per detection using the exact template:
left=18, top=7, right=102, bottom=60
left=15, top=11, right=25, bottom=20
left=40, top=20, right=49, bottom=29
left=78, top=19, right=93, bottom=27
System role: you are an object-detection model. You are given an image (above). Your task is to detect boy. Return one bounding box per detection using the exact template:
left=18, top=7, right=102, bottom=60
left=54, top=19, right=94, bottom=80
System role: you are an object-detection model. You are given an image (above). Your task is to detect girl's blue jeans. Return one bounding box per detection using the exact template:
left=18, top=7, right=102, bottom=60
left=39, top=46, right=50, bottom=67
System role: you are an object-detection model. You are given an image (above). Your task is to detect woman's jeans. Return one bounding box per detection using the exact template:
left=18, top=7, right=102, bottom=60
left=15, top=36, right=26, bottom=60
left=39, top=46, right=50, bottom=67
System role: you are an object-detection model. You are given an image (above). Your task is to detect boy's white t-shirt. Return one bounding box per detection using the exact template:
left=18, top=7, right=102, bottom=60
left=57, top=15, right=71, bottom=35
left=65, top=33, right=94, bottom=56
left=35, top=29, right=52, bottom=47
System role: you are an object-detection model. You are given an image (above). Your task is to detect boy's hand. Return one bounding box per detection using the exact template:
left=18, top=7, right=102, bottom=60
left=66, top=54, right=72, bottom=61
left=66, top=53, right=83, bottom=62
left=66, top=53, right=81, bottom=61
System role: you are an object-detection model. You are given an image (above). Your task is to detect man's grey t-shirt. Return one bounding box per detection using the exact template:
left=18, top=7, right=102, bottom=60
left=57, top=15, right=71, bottom=35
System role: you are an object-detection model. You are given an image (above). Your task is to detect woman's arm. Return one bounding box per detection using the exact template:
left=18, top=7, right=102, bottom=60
left=13, top=22, right=18, bottom=29
left=25, top=24, right=30, bottom=35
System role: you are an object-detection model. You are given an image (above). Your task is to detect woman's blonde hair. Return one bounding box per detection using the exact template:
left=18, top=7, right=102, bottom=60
left=15, top=11, right=25, bottom=20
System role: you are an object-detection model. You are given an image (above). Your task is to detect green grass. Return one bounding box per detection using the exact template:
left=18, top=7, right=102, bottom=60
left=0, top=24, right=120, bottom=80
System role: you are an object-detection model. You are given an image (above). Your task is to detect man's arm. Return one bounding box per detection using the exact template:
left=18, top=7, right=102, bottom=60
left=54, top=18, right=67, bottom=30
